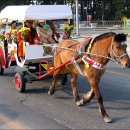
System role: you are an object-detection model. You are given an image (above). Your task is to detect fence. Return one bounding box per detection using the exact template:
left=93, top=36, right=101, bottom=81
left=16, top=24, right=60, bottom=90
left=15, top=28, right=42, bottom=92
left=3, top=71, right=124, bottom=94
left=79, top=20, right=123, bottom=27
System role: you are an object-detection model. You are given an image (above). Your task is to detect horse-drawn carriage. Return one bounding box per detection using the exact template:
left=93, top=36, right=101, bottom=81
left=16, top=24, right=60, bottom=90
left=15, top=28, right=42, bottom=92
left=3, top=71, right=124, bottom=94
left=0, top=5, right=130, bottom=123
left=0, top=5, right=72, bottom=91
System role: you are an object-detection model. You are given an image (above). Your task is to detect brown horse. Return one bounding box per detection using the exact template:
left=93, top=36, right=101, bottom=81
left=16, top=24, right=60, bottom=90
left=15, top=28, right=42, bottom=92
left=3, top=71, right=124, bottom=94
left=48, top=32, right=130, bottom=123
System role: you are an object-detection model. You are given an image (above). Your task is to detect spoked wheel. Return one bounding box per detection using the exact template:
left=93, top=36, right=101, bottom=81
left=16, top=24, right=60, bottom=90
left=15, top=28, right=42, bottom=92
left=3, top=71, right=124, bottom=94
left=0, top=62, right=4, bottom=75
left=14, top=73, right=26, bottom=93
left=56, top=74, right=67, bottom=86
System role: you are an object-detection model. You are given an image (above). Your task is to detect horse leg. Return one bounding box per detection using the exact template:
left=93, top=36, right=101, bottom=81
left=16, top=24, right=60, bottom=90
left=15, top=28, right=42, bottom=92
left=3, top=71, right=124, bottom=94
left=79, top=77, right=95, bottom=105
left=48, top=69, right=60, bottom=95
left=82, top=89, right=95, bottom=104
left=89, top=79, right=112, bottom=123
left=70, top=73, right=83, bottom=106
left=48, top=54, right=62, bottom=95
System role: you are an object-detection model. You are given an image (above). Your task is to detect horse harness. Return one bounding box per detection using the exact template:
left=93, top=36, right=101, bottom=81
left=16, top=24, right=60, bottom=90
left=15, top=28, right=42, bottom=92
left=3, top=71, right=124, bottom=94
left=55, top=34, right=128, bottom=76
left=72, top=35, right=128, bottom=72
left=55, top=37, right=106, bottom=76
left=73, top=37, right=106, bottom=75
left=68, top=37, right=106, bottom=75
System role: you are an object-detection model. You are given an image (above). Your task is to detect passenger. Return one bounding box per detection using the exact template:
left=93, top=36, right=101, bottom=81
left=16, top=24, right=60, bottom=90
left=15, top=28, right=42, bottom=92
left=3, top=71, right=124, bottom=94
left=10, top=20, right=17, bottom=31
left=10, top=21, right=18, bottom=44
left=17, top=20, right=40, bottom=58
left=47, top=20, right=60, bottom=43
left=4, top=20, right=18, bottom=43
left=36, top=20, right=56, bottom=44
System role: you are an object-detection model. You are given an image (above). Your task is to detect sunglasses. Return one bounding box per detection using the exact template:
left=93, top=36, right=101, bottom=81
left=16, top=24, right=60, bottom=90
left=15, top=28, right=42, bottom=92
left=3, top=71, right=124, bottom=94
left=27, top=21, right=33, bottom=24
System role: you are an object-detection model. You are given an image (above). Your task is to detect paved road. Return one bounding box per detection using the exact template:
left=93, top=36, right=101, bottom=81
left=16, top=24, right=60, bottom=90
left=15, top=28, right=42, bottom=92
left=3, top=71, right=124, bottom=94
left=0, top=67, right=70, bottom=129
left=0, top=28, right=130, bottom=129
left=0, top=61, right=130, bottom=129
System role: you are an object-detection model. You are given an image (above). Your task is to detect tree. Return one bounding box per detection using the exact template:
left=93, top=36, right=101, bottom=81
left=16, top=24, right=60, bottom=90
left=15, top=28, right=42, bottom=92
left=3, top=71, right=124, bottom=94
left=0, top=0, right=129, bottom=20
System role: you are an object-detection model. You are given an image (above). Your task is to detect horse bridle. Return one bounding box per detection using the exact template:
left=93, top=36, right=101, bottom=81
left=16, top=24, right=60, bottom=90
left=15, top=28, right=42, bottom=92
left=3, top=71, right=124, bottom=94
left=109, top=37, right=128, bottom=63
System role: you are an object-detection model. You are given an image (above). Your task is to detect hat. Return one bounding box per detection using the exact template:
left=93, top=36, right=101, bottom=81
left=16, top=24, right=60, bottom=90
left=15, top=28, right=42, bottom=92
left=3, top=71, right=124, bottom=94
left=38, top=20, right=45, bottom=22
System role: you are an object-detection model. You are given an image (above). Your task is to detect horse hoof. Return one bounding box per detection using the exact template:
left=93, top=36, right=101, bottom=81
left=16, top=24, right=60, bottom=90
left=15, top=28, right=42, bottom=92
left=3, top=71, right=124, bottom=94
left=48, top=90, right=51, bottom=95
left=104, top=116, right=113, bottom=123
left=48, top=89, right=54, bottom=95
left=76, top=101, right=81, bottom=106
left=76, top=99, right=84, bottom=106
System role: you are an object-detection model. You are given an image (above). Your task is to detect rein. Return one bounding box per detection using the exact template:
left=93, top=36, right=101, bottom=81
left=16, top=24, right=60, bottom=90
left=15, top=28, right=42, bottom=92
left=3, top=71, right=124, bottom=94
left=43, top=35, right=127, bottom=69
left=43, top=44, right=111, bottom=70
left=55, top=42, right=79, bottom=55
left=43, top=44, right=112, bottom=60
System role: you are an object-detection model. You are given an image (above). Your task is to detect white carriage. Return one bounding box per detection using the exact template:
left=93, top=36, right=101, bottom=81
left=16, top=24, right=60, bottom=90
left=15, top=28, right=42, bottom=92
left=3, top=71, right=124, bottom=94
left=0, top=5, right=72, bottom=92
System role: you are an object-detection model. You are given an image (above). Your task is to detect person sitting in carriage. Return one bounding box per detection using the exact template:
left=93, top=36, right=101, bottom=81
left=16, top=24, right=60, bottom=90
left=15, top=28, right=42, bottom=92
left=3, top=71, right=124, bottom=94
left=10, top=20, right=17, bottom=32
left=17, top=20, right=40, bottom=59
left=3, top=21, right=18, bottom=59
left=36, top=20, right=56, bottom=44
left=4, top=20, right=18, bottom=44
left=46, top=20, right=60, bottom=43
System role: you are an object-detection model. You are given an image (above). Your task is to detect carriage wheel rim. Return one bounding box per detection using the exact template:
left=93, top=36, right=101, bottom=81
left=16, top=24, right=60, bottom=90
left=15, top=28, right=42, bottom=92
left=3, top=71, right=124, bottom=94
left=15, top=76, right=21, bottom=89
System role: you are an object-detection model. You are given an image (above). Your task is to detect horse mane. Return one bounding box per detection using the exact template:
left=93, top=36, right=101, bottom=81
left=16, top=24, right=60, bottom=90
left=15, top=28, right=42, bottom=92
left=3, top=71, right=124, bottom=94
left=93, top=32, right=127, bottom=43
left=93, top=32, right=116, bottom=43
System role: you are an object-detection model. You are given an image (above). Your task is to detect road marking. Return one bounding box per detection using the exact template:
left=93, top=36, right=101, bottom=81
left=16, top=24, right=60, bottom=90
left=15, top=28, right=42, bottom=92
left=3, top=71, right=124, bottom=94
left=0, top=113, right=25, bottom=129
left=106, top=69, right=130, bottom=77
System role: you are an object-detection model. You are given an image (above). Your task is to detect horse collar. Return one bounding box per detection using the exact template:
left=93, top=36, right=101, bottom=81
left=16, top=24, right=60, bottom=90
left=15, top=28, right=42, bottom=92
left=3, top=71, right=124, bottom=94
left=82, top=56, right=106, bottom=69
left=77, top=37, right=92, bottom=56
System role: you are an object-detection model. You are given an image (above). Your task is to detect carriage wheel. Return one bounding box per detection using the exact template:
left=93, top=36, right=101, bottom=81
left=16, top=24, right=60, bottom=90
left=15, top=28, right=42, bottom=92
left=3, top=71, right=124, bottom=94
left=56, top=74, right=67, bottom=86
left=14, top=73, right=26, bottom=93
left=0, top=62, right=4, bottom=75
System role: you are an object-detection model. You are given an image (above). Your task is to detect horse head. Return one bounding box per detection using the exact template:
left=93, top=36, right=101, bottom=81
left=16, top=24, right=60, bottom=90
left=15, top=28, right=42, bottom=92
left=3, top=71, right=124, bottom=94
left=110, top=33, right=130, bottom=68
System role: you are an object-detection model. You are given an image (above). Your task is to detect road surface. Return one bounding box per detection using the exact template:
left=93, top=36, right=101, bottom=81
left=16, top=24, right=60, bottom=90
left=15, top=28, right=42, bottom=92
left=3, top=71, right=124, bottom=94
left=0, top=61, right=130, bottom=129
left=0, top=28, right=130, bottom=129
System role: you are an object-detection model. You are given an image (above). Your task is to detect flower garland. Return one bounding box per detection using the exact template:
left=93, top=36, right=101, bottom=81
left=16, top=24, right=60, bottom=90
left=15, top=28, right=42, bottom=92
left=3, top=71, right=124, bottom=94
left=63, top=24, right=74, bottom=39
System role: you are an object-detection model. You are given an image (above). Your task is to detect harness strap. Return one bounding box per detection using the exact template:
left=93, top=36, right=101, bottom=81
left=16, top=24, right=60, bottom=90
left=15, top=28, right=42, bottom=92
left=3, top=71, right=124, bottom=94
left=55, top=42, right=79, bottom=56
left=76, top=37, right=92, bottom=56
left=82, top=56, right=106, bottom=69
left=71, top=57, right=85, bottom=76
left=86, top=38, right=95, bottom=56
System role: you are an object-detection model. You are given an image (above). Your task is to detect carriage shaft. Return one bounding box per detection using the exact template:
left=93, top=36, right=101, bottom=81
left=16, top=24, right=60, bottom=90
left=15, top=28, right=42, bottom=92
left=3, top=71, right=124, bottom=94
left=37, top=56, right=79, bottom=80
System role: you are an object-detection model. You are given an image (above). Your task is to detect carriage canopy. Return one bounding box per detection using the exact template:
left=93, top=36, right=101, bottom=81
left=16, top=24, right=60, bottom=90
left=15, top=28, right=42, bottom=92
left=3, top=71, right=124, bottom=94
left=0, top=5, right=72, bottom=21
